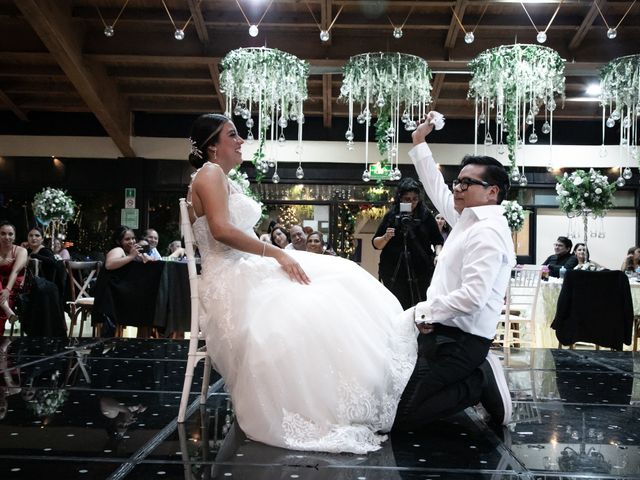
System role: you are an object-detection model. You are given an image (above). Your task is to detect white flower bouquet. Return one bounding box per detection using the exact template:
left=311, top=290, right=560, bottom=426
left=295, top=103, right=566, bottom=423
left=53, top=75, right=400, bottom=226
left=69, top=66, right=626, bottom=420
left=501, top=200, right=526, bottom=232
left=32, top=187, right=76, bottom=223
left=555, top=169, right=616, bottom=217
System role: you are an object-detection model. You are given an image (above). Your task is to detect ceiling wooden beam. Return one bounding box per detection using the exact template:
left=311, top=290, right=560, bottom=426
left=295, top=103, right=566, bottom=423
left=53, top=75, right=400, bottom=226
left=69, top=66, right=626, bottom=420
left=430, top=73, right=446, bottom=111
left=186, top=0, right=209, bottom=44
left=0, top=88, right=28, bottom=121
left=444, top=0, right=466, bottom=53
left=322, top=73, right=332, bottom=128
left=568, top=0, right=602, bottom=51
left=208, top=60, right=225, bottom=112
left=13, top=0, right=135, bottom=157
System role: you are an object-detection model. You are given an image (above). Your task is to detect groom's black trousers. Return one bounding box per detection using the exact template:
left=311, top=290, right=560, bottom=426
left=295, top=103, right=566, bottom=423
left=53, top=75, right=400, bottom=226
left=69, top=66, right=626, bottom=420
left=392, top=324, right=492, bottom=431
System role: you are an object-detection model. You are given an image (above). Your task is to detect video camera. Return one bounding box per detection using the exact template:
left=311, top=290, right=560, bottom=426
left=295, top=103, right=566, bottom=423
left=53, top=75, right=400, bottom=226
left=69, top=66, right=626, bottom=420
left=394, top=203, right=420, bottom=232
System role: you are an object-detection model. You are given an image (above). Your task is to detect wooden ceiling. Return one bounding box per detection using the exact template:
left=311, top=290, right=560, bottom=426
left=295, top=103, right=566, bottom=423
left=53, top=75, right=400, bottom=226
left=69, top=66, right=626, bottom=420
left=1, top=0, right=639, bottom=156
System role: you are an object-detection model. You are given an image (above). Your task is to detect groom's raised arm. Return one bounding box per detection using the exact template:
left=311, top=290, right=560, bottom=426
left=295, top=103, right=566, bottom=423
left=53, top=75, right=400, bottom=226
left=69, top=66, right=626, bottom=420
left=409, top=114, right=459, bottom=228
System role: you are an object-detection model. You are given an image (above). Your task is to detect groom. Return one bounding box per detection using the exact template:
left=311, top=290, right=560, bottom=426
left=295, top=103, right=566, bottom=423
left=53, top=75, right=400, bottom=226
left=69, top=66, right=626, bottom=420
left=393, top=112, right=515, bottom=431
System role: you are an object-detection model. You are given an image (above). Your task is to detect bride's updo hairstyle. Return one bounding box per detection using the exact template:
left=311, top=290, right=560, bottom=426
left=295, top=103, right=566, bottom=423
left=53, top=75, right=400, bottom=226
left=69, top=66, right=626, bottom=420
left=188, top=113, right=229, bottom=169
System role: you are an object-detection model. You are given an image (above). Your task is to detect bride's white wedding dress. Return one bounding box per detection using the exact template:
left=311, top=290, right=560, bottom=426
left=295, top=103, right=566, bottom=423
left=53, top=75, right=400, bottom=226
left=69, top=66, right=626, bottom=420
left=192, top=167, right=417, bottom=454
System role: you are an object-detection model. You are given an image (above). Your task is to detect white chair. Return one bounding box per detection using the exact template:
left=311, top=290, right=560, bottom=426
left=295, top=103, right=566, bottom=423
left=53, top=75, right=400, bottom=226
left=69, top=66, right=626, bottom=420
left=177, top=197, right=212, bottom=423
left=496, top=265, right=543, bottom=348
left=65, top=260, right=101, bottom=337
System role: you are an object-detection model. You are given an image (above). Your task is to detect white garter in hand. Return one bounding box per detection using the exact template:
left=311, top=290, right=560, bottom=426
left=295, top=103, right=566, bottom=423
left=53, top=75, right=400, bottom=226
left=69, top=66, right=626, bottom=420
left=430, top=111, right=445, bottom=130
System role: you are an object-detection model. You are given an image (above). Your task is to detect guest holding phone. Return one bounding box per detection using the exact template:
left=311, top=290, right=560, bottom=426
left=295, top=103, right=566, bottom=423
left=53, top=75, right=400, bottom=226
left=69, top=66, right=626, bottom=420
left=105, top=226, right=146, bottom=270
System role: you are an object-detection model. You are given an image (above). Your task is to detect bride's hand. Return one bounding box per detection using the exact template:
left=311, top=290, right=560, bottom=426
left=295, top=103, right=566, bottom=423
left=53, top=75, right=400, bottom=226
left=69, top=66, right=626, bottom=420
left=275, top=252, right=310, bottom=285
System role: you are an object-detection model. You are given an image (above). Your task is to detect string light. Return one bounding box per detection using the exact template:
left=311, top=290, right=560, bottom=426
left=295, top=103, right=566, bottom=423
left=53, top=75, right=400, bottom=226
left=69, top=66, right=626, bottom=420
left=520, top=0, right=564, bottom=44
left=304, top=1, right=343, bottom=42
left=96, top=0, right=130, bottom=38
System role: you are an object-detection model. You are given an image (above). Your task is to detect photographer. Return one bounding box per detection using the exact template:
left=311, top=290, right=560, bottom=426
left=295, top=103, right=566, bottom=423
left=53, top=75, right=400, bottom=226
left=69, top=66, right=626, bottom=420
left=372, top=178, right=443, bottom=309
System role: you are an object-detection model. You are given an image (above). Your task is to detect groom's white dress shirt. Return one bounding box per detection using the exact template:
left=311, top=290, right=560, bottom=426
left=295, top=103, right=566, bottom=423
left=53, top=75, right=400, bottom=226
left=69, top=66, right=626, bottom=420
left=409, top=143, right=516, bottom=340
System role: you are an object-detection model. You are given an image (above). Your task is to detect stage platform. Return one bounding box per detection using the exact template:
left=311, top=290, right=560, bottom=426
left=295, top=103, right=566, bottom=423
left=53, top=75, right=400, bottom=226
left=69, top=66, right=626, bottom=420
left=1, top=337, right=639, bottom=479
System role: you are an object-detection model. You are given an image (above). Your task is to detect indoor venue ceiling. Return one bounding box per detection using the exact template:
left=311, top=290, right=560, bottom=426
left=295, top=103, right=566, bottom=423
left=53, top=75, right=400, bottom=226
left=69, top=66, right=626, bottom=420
left=1, top=0, right=639, bottom=157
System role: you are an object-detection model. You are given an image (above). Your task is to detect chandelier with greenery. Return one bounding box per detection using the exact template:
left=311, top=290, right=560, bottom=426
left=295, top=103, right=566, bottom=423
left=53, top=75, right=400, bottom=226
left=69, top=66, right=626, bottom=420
left=599, top=54, right=640, bottom=184
left=220, top=47, right=310, bottom=182
left=340, top=52, right=432, bottom=182
left=468, top=44, right=565, bottom=184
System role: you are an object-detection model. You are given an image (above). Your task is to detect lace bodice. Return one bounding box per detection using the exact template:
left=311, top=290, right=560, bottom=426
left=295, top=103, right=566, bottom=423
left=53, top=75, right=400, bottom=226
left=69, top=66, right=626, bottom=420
left=190, top=166, right=262, bottom=264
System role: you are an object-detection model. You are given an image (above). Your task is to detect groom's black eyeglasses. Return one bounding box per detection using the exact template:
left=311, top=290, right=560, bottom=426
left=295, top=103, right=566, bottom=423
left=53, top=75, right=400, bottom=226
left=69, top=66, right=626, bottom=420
left=452, top=177, right=492, bottom=191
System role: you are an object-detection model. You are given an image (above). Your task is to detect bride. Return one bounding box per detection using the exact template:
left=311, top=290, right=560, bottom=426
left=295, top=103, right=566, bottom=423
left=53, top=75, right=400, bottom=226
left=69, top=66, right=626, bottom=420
left=187, top=114, right=417, bottom=454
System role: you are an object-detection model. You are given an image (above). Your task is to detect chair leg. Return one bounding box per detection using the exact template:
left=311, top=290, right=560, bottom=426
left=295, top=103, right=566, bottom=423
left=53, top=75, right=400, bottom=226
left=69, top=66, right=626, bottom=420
left=78, top=308, right=87, bottom=338
left=200, top=355, right=211, bottom=404
left=68, top=305, right=79, bottom=337
left=178, top=354, right=198, bottom=423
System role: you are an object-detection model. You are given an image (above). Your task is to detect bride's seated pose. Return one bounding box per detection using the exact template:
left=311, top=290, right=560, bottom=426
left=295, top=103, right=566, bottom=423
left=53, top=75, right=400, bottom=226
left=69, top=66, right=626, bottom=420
left=186, top=114, right=417, bottom=454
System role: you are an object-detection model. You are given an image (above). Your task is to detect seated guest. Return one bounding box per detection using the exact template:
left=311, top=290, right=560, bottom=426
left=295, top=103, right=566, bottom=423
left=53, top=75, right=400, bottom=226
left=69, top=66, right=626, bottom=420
left=0, top=221, right=28, bottom=334
left=26, top=228, right=66, bottom=288
left=572, top=243, right=602, bottom=271
left=270, top=226, right=290, bottom=249
left=167, top=240, right=186, bottom=259
left=143, top=229, right=162, bottom=260
left=105, top=226, right=145, bottom=270
left=542, top=236, right=577, bottom=277
left=287, top=225, right=307, bottom=251
left=52, top=238, right=71, bottom=260
left=305, top=231, right=336, bottom=255
left=621, top=246, right=640, bottom=272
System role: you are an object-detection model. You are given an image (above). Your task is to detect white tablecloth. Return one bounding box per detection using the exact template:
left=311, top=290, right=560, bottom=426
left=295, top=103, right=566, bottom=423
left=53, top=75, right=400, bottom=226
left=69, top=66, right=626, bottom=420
left=534, top=277, right=640, bottom=348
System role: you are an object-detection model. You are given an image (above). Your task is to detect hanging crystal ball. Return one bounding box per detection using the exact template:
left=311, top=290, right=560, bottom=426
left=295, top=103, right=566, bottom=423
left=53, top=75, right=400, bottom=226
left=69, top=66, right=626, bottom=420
left=174, top=29, right=185, bottom=40
left=484, top=133, right=493, bottom=145
left=611, top=109, right=621, bottom=121
left=536, top=31, right=547, bottom=43
left=529, top=132, right=538, bottom=144
left=296, top=166, right=305, bottom=179
left=479, top=113, right=486, bottom=124
left=268, top=158, right=276, bottom=168
left=546, top=100, right=556, bottom=111
left=511, top=170, right=521, bottom=182
left=272, top=172, right=280, bottom=184
left=320, top=30, right=330, bottom=42
left=345, top=130, right=354, bottom=141
left=393, top=27, right=403, bottom=39
left=104, top=25, right=115, bottom=37
left=526, top=112, right=534, bottom=125
left=616, top=176, right=625, bottom=187
left=278, top=116, right=288, bottom=128
left=623, top=167, right=633, bottom=180
left=362, top=170, right=371, bottom=182
left=278, top=133, right=286, bottom=145
left=541, top=121, right=551, bottom=134
left=241, top=109, right=250, bottom=120
left=607, top=28, right=617, bottom=39
left=245, top=118, right=254, bottom=128
left=376, top=95, right=385, bottom=108
left=464, top=32, right=474, bottom=44
left=606, top=117, right=616, bottom=128
left=249, top=25, right=259, bottom=37
left=519, top=175, right=528, bottom=187
left=392, top=168, right=402, bottom=180
left=623, top=117, right=630, bottom=128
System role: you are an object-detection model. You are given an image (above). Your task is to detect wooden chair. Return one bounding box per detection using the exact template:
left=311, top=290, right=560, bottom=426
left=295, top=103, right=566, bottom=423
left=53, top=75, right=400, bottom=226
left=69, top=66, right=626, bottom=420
left=8, top=258, right=40, bottom=338
left=495, top=265, right=543, bottom=348
left=177, top=197, right=212, bottom=423
left=65, top=260, right=101, bottom=337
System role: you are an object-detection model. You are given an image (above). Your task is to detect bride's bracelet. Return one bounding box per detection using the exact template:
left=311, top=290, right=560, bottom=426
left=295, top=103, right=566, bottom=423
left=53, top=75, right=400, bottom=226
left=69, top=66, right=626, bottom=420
left=261, top=242, right=267, bottom=257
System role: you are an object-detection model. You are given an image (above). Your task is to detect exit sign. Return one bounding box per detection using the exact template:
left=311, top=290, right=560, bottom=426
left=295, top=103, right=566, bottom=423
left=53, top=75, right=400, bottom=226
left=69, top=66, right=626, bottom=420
left=369, top=163, right=392, bottom=180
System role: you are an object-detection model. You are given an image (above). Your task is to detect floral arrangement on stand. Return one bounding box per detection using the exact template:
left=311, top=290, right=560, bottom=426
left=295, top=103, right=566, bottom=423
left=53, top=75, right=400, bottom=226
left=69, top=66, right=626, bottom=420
left=220, top=47, right=309, bottom=182
left=340, top=52, right=432, bottom=182
left=555, top=169, right=616, bottom=217
left=555, top=169, right=617, bottom=245
left=501, top=200, right=526, bottom=232
left=468, top=44, right=565, bottom=183
left=32, top=187, right=77, bottom=246
left=599, top=54, right=640, bottom=180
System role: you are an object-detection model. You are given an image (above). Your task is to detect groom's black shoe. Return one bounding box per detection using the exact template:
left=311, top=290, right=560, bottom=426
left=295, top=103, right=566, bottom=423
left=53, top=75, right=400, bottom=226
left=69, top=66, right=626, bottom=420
left=479, top=352, right=512, bottom=426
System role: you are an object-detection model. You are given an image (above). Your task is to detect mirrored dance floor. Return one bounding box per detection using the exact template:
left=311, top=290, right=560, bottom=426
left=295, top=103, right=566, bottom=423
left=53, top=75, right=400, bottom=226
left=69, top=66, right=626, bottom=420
left=1, top=337, right=639, bottom=479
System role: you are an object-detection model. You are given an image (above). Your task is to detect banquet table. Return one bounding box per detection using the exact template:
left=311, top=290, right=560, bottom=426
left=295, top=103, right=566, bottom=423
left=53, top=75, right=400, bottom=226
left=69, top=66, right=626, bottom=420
left=93, top=260, right=191, bottom=334
left=534, top=276, right=640, bottom=348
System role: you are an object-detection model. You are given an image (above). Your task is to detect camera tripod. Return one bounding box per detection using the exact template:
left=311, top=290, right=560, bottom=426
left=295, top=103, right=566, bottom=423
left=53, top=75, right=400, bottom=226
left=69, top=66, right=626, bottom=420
left=389, top=229, right=424, bottom=308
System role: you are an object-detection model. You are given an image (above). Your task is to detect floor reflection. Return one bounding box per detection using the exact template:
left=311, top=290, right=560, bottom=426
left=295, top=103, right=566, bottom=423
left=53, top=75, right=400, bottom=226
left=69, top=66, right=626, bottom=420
left=1, top=338, right=639, bottom=479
